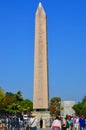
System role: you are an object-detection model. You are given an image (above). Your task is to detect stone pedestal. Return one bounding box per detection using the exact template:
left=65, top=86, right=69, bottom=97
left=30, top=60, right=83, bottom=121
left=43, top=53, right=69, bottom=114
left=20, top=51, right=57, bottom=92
left=33, top=111, right=51, bottom=128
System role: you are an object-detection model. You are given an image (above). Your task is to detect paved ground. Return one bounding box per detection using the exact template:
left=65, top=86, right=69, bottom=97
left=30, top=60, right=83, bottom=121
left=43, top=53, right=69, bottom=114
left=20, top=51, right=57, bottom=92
left=38, top=128, right=52, bottom=130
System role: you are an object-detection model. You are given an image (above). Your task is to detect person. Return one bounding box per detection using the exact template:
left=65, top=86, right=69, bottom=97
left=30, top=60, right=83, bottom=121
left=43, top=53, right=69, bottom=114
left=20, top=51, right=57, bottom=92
left=15, top=117, right=20, bottom=130
left=19, top=116, right=24, bottom=130
left=73, top=116, right=79, bottom=130
left=51, top=114, right=61, bottom=130
left=79, top=115, right=85, bottom=130
left=0, top=118, right=4, bottom=130
left=61, top=117, right=67, bottom=130
left=40, top=118, right=43, bottom=128
left=28, top=113, right=39, bottom=130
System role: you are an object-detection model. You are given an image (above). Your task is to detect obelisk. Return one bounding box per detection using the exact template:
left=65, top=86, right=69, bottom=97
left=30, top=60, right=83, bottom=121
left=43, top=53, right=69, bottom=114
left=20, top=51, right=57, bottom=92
left=33, top=2, right=49, bottom=110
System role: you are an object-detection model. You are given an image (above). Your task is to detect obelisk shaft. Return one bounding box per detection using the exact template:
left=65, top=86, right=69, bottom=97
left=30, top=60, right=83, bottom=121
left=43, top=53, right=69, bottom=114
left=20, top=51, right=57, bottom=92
left=33, top=3, right=49, bottom=110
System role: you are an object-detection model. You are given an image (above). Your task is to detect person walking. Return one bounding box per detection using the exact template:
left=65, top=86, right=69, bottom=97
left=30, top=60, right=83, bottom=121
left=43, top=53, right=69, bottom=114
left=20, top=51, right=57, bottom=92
left=66, top=115, right=73, bottom=130
left=79, top=115, right=85, bottom=130
left=61, top=117, right=67, bottom=130
left=19, top=116, right=24, bottom=130
left=73, top=116, right=79, bottom=130
left=51, top=114, right=61, bottom=130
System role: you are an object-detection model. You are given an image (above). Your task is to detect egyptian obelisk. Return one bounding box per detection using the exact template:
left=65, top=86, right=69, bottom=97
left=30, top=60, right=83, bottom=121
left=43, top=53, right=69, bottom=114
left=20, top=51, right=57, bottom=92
left=33, top=2, right=49, bottom=110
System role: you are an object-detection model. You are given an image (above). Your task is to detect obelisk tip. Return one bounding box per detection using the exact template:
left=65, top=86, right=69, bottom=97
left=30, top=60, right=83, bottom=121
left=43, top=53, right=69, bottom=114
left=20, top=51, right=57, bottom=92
left=36, top=2, right=46, bottom=16
left=39, top=2, right=42, bottom=8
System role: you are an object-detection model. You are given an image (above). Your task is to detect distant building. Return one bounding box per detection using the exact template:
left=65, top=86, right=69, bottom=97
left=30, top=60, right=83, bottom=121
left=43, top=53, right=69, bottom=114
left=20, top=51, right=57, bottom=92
left=61, top=101, right=75, bottom=116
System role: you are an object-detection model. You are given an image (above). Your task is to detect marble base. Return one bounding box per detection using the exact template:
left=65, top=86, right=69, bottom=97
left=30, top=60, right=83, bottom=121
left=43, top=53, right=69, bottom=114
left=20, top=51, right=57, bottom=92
left=33, top=111, right=51, bottom=128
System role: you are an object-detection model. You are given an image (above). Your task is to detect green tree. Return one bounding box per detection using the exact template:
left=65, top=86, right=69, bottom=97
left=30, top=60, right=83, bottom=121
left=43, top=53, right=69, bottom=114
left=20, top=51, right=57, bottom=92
left=19, top=99, right=33, bottom=113
left=72, top=96, right=86, bottom=117
left=72, top=102, right=83, bottom=116
left=5, top=98, right=33, bottom=114
left=82, top=96, right=86, bottom=103
left=5, top=103, right=20, bottom=114
left=0, top=87, right=5, bottom=103
left=2, top=93, right=16, bottom=107
left=15, top=91, right=23, bottom=102
left=0, top=89, right=33, bottom=114
left=80, top=103, right=86, bottom=116
left=49, top=97, right=61, bottom=115
left=0, top=87, right=5, bottom=111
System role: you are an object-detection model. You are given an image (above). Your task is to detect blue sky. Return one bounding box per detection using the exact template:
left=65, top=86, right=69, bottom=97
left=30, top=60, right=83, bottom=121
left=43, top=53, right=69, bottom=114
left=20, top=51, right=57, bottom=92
left=0, top=0, right=86, bottom=103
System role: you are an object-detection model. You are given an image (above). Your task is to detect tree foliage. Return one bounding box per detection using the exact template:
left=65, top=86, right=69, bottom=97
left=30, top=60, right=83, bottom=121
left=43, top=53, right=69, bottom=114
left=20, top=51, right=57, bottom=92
left=82, top=96, right=86, bottom=103
left=5, top=99, right=33, bottom=114
left=0, top=87, right=33, bottom=114
left=0, top=87, right=5, bottom=110
left=72, top=96, right=86, bottom=117
left=49, top=97, right=61, bottom=115
left=15, top=91, right=23, bottom=102
left=0, top=87, right=5, bottom=101
left=2, top=94, right=16, bottom=107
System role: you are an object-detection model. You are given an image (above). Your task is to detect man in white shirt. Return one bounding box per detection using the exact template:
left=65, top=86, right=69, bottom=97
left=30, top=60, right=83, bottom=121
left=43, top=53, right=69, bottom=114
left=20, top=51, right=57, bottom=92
left=73, top=116, right=79, bottom=130
left=28, top=113, right=39, bottom=130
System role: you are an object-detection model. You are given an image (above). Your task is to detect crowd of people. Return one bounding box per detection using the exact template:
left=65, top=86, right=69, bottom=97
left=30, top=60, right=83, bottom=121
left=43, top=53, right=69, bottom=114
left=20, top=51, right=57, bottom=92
left=0, top=113, right=86, bottom=130
left=0, top=115, right=27, bottom=130
left=51, top=114, right=86, bottom=130
left=0, top=113, right=40, bottom=130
